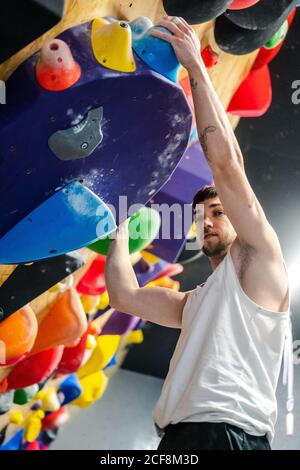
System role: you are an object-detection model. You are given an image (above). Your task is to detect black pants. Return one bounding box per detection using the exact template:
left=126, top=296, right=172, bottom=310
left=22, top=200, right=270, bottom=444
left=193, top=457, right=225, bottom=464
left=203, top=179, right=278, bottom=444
left=157, top=422, right=271, bottom=450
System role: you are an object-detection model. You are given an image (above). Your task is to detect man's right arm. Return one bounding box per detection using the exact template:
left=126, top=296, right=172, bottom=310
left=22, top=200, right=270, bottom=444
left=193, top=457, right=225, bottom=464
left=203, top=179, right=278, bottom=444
left=104, top=220, right=189, bottom=329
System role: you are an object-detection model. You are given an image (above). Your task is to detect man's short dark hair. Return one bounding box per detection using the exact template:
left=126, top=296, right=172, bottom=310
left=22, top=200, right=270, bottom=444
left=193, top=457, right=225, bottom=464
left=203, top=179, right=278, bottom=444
left=192, top=185, right=218, bottom=215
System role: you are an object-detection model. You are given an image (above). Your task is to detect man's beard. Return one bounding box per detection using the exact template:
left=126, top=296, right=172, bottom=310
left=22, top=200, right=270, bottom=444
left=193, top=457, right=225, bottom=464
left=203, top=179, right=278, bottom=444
left=202, top=238, right=228, bottom=258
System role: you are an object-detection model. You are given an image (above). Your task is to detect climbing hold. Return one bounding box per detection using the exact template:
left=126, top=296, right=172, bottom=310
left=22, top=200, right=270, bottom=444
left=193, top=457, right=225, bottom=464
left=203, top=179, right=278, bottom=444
left=0, top=182, right=116, bottom=264
left=140, top=251, right=160, bottom=264
left=0, top=391, right=14, bottom=415
left=97, top=290, right=110, bottom=310
left=25, top=440, right=41, bottom=451
left=77, top=335, right=121, bottom=379
left=80, top=294, right=101, bottom=315
left=130, top=17, right=181, bottom=82
left=0, top=306, right=38, bottom=366
left=0, top=253, right=84, bottom=322
left=29, top=288, right=87, bottom=356
left=7, top=347, right=64, bottom=390
left=201, top=46, right=219, bottom=68
left=72, top=370, right=108, bottom=408
left=36, top=387, right=61, bottom=412
left=9, top=410, right=24, bottom=426
left=36, top=39, right=81, bottom=91
left=148, top=276, right=180, bottom=291
left=58, top=374, right=82, bottom=406
left=228, top=0, right=260, bottom=9
left=264, top=20, right=288, bottom=49
left=162, top=0, right=233, bottom=24
left=227, top=65, right=272, bottom=117
left=101, top=311, right=140, bottom=336
left=126, top=329, right=144, bottom=345
left=0, top=429, right=24, bottom=450
left=24, top=410, right=45, bottom=443
left=55, top=328, right=90, bottom=376
left=92, top=19, right=136, bottom=72
left=76, top=254, right=106, bottom=296
left=13, top=385, right=40, bottom=405
left=42, top=406, right=69, bottom=430
left=89, top=207, right=161, bottom=256
left=48, top=107, right=104, bottom=162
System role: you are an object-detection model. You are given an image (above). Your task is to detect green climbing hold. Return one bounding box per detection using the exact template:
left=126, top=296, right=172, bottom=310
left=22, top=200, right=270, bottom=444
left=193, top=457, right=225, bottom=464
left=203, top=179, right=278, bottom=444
left=13, top=384, right=39, bottom=405
left=264, top=20, right=288, bottom=50
left=88, top=207, right=161, bottom=255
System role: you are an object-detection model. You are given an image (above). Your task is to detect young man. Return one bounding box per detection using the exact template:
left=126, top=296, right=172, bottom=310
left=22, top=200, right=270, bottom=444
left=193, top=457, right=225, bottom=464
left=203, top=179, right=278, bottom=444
left=104, top=16, right=290, bottom=450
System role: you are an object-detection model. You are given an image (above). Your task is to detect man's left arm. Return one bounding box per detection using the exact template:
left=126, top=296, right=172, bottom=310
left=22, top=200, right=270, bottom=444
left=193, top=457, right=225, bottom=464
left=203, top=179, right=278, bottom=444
left=151, top=17, right=281, bottom=258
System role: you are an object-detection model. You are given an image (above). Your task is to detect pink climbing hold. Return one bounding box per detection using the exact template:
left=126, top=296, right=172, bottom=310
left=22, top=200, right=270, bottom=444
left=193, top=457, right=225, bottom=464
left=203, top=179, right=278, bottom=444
left=36, top=39, right=81, bottom=91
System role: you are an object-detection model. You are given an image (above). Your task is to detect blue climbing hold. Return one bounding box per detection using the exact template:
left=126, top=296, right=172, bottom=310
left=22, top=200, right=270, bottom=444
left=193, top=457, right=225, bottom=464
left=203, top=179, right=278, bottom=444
left=130, top=16, right=181, bottom=83
left=59, top=373, right=82, bottom=406
left=104, top=353, right=118, bottom=369
left=0, top=429, right=24, bottom=450
left=0, top=181, right=117, bottom=264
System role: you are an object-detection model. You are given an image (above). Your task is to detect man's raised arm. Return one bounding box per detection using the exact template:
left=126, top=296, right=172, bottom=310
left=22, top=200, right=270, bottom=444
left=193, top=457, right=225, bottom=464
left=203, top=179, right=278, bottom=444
left=151, top=17, right=281, bottom=258
left=104, top=219, right=189, bottom=329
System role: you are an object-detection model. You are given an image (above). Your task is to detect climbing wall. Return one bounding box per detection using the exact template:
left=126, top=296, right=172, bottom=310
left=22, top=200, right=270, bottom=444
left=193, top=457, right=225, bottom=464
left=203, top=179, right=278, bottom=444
left=0, top=0, right=297, bottom=450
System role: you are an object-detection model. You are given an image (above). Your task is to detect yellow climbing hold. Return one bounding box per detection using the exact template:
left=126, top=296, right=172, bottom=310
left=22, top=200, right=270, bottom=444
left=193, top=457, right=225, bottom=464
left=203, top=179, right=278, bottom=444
left=9, top=410, right=24, bottom=426
left=92, top=18, right=136, bottom=73
left=24, top=410, right=45, bottom=443
left=140, top=251, right=160, bottom=264
left=71, top=370, right=108, bottom=408
left=36, top=387, right=60, bottom=412
left=77, top=335, right=120, bottom=379
left=97, top=290, right=109, bottom=310
left=127, top=329, right=144, bottom=345
left=80, top=294, right=101, bottom=315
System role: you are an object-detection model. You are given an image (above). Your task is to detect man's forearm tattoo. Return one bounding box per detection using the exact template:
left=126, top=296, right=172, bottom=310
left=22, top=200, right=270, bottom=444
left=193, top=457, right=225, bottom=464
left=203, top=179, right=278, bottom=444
left=199, top=126, right=217, bottom=161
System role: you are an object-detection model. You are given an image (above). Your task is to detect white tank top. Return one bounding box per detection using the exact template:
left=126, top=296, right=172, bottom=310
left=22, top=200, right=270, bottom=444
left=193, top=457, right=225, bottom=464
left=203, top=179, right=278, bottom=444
left=152, top=249, right=290, bottom=442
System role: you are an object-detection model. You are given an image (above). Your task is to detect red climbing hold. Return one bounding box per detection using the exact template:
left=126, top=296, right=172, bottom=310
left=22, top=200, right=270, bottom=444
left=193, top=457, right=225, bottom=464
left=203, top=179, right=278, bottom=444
left=76, top=255, right=107, bottom=296
left=228, top=0, right=260, bottom=9
left=227, top=65, right=272, bottom=118
left=42, top=406, right=69, bottom=430
left=36, top=39, right=81, bottom=91
left=201, top=46, right=219, bottom=68
left=6, top=347, right=64, bottom=390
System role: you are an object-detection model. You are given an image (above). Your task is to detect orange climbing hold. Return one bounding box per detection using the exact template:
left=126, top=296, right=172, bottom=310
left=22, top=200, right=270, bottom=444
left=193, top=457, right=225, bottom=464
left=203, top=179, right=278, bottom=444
left=0, top=306, right=38, bottom=366
left=36, top=39, right=81, bottom=91
left=29, top=288, right=87, bottom=356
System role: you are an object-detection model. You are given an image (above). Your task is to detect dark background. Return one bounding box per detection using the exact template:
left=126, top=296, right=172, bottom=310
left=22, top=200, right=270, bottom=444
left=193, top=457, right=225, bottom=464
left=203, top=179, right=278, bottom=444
left=123, top=12, right=300, bottom=378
